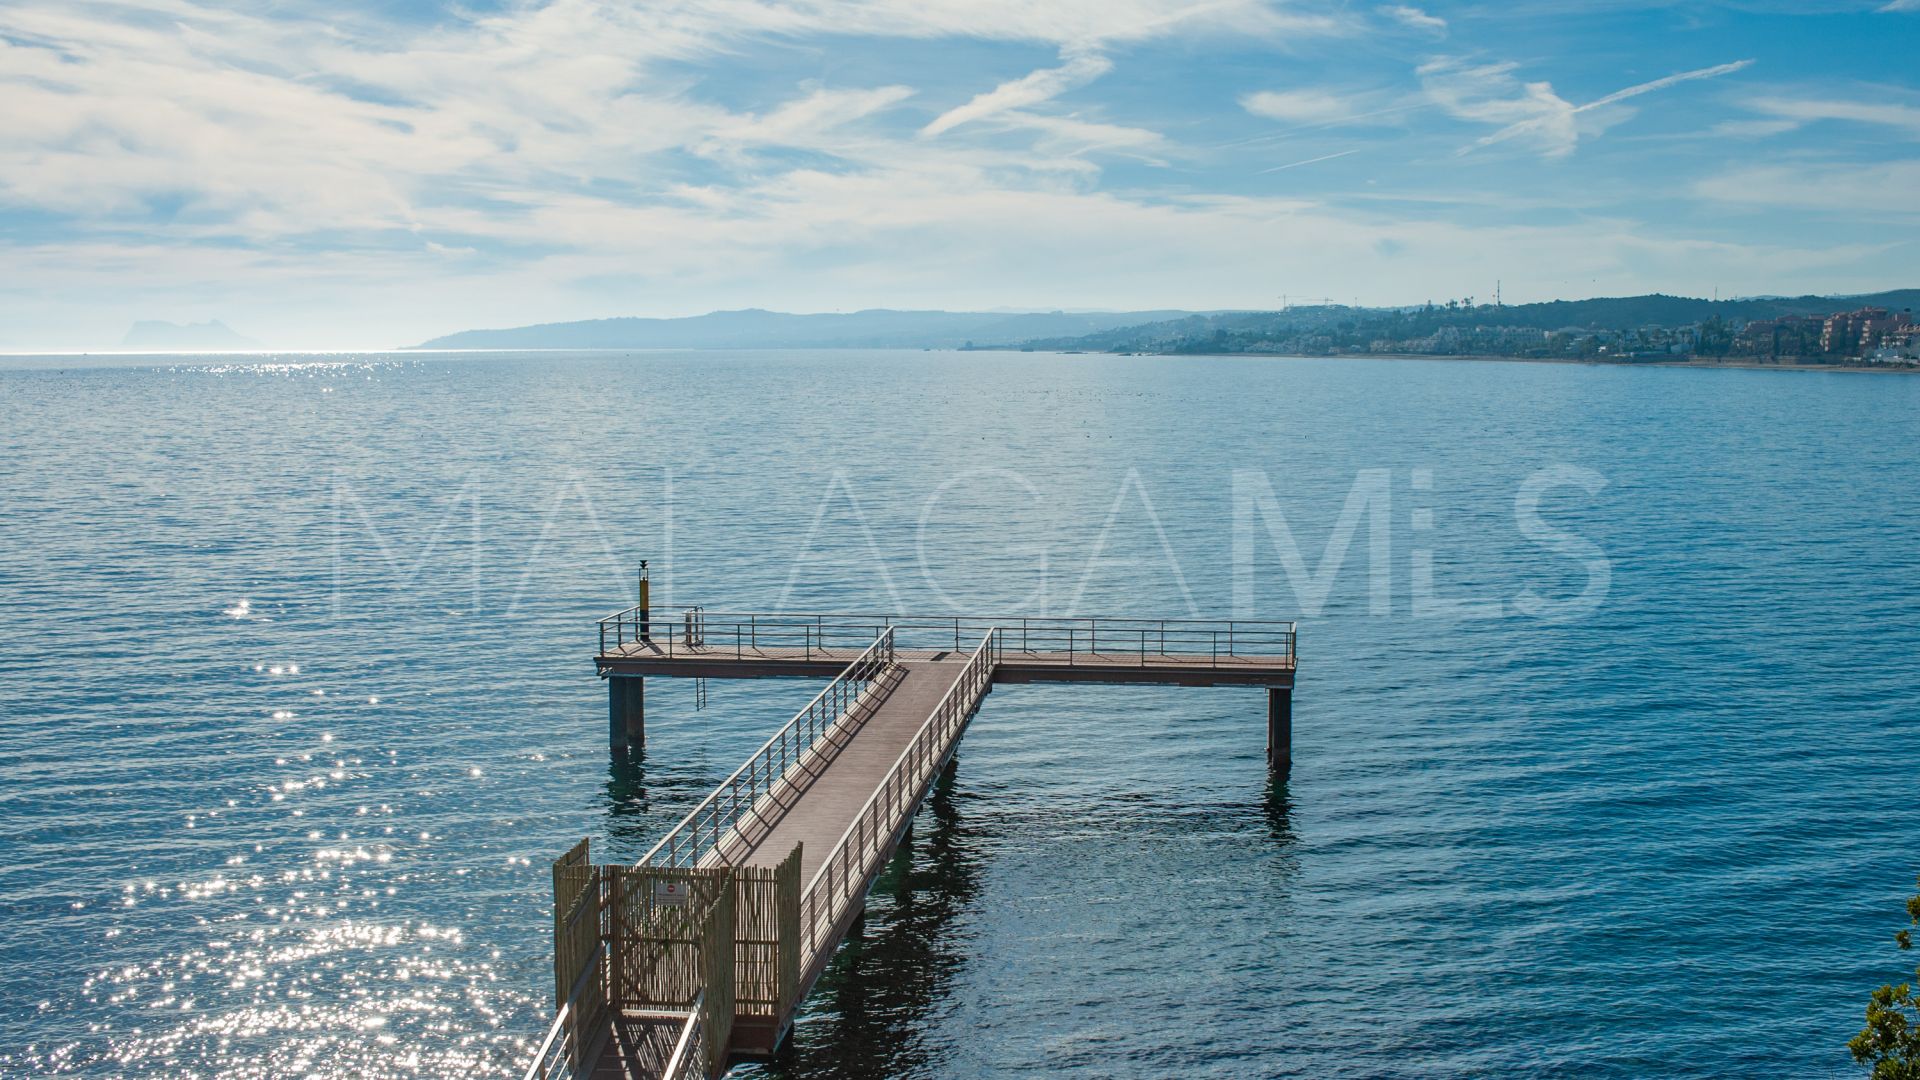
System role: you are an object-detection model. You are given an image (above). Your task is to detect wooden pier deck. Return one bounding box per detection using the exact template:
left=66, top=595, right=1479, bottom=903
left=524, top=609, right=1297, bottom=1080
left=734, top=659, right=965, bottom=886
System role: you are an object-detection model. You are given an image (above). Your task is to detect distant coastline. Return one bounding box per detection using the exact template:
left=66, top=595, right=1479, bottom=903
left=407, top=291, right=1920, bottom=369
left=1097, top=350, right=1920, bottom=374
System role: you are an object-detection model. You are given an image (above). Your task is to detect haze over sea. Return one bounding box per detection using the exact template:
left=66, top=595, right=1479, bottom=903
left=2, top=349, right=1917, bottom=1079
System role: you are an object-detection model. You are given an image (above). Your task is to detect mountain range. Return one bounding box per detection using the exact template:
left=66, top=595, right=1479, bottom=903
left=405, top=292, right=1920, bottom=353
left=1005, top=291, right=1920, bottom=352
left=120, top=320, right=261, bottom=350
left=408, top=308, right=1215, bottom=350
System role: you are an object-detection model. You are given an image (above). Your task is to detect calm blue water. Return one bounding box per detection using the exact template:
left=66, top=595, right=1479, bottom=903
left=2, top=350, right=1917, bottom=1078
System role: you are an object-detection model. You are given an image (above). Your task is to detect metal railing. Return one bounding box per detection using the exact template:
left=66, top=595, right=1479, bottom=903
left=520, top=939, right=606, bottom=1080
left=599, top=609, right=1295, bottom=667
left=636, top=628, right=898, bottom=870
left=521, top=1000, right=574, bottom=1080
left=660, top=995, right=706, bottom=1080
left=800, top=629, right=999, bottom=959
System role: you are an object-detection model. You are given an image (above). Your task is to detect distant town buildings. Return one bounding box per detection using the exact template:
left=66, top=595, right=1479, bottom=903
left=1735, top=314, right=1823, bottom=359
left=1024, top=297, right=1919, bottom=366
left=1815, top=307, right=1910, bottom=355
left=1868, top=320, right=1920, bottom=363
left=1370, top=303, right=1916, bottom=365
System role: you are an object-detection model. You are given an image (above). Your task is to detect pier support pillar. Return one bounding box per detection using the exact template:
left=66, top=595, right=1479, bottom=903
left=1267, top=686, right=1291, bottom=775
left=609, top=676, right=644, bottom=753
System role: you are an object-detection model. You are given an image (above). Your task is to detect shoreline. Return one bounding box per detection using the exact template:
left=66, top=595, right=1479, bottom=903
left=1372, top=352, right=1920, bottom=374
left=1096, top=350, right=1920, bottom=374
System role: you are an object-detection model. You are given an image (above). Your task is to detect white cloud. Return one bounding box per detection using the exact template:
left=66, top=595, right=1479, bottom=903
left=700, top=85, right=918, bottom=157
left=1421, top=57, right=1754, bottom=159
left=1880, top=0, right=1920, bottom=11
left=1695, top=161, right=1920, bottom=215
left=1418, top=60, right=1576, bottom=152
left=760, top=0, right=1346, bottom=45
left=1381, top=5, right=1447, bottom=34
left=1242, top=89, right=1368, bottom=124
left=922, top=50, right=1115, bottom=136
left=992, top=113, right=1170, bottom=161
left=1741, top=95, right=1920, bottom=138
left=0, top=0, right=1294, bottom=241
left=1260, top=148, right=1361, bottom=173
left=1708, top=119, right=1802, bottom=138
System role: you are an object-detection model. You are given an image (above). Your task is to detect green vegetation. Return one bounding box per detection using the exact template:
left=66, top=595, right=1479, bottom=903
left=1000, top=290, right=1920, bottom=363
left=1851, top=875, right=1920, bottom=1079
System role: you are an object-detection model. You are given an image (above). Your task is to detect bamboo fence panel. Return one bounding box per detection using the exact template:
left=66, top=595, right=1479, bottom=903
left=542, top=841, right=802, bottom=1077
left=731, top=845, right=801, bottom=1020
left=694, top=885, right=734, bottom=1076
left=610, top=866, right=732, bottom=1011
left=550, top=838, right=607, bottom=1070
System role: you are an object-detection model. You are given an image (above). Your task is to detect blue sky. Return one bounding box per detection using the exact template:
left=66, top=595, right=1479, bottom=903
left=1, top=0, right=1916, bottom=349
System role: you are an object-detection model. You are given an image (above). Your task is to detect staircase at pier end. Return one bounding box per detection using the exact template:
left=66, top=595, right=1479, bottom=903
left=524, top=610, right=1297, bottom=1080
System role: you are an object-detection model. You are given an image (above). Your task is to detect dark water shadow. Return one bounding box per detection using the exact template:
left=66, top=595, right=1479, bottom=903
left=600, top=751, right=657, bottom=859
left=751, top=758, right=984, bottom=1079
left=1265, top=774, right=1298, bottom=847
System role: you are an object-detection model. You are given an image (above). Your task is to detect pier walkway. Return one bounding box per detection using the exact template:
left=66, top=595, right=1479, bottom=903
left=524, top=609, right=1296, bottom=1080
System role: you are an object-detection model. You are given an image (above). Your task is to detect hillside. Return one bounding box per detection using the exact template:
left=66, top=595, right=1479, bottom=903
left=120, top=320, right=260, bottom=350
left=1006, top=291, right=1920, bottom=355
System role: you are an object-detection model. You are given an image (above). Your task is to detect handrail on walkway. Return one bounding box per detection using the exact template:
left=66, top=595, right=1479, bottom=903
left=599, top=609, right=1294, bottom=666
left=660, top=992, right=707, bottom=1080
left=800, top=628, right=999, bottom=959
left=520, top=938, right=606, bottom=1080
left=521, top=999, right=573, bottom=1080
left=636, top=627, right=898, bottom=870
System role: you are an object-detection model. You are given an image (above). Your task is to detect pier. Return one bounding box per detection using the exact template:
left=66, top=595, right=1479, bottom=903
left=525, top=607, right=1297, bottom=1080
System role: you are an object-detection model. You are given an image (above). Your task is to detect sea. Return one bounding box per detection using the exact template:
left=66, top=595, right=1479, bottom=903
left=2, top=349, right=1917, bottom=1078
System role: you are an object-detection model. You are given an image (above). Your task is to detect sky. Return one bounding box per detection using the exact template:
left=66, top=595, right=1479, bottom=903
left=1, top=0, right=1917, bottom=350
